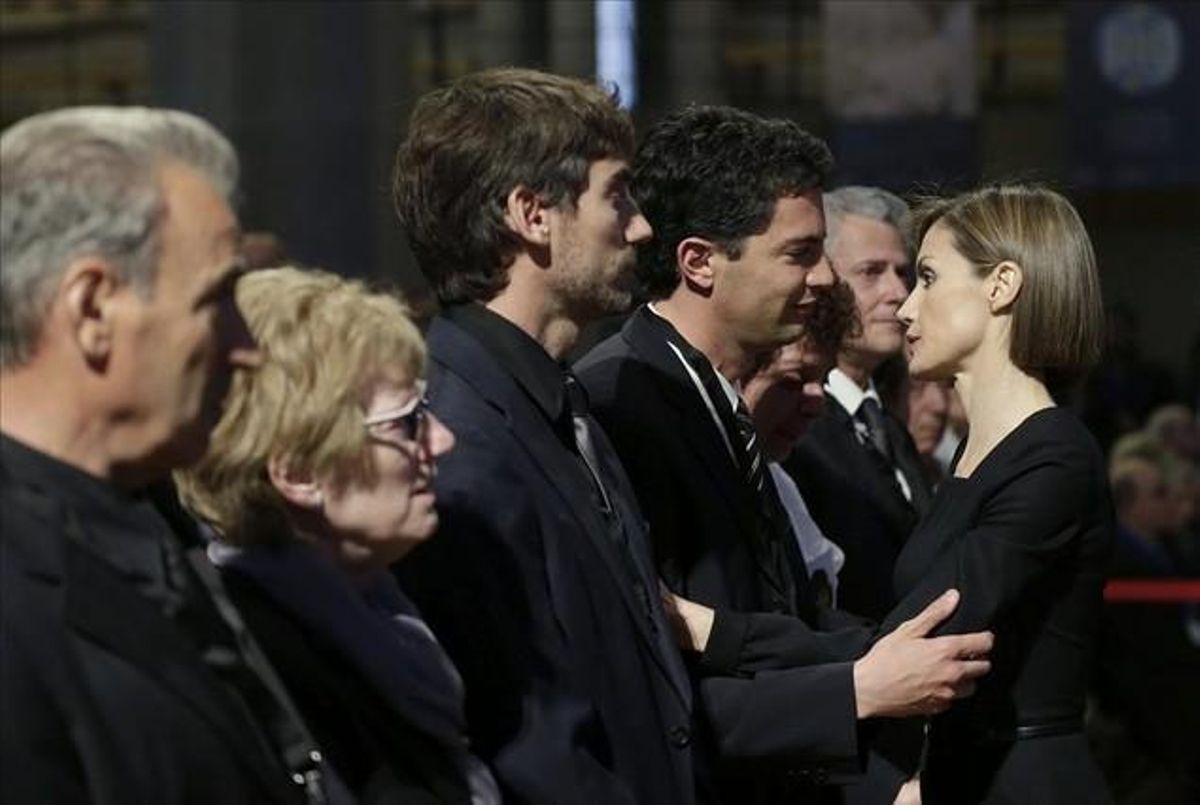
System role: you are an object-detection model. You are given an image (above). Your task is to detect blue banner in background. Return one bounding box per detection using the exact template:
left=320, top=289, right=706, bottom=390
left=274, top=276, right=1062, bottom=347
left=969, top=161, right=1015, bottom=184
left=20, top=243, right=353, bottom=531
left=1068, top=1, right=1200, bottom=187
left=830, top=119, right=977, bottom=192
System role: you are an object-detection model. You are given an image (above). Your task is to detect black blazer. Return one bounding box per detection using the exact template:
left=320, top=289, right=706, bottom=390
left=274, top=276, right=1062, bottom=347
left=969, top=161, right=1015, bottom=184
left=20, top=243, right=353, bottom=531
left=397, top=315, right=696, bottom=805
left=220, top=570, right=473, bottom=805
left=0, top=478, right=303, bottom=805
left=575, top=307, right=878, bottom=797
left=786, top=396, right=930, bottom=621
left=881, top=408, right=1113, bottom=804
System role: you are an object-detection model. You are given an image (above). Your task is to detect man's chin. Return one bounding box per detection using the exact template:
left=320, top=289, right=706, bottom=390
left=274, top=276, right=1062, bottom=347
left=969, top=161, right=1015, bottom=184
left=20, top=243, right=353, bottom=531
left=593, top=287, right=635, bottom=317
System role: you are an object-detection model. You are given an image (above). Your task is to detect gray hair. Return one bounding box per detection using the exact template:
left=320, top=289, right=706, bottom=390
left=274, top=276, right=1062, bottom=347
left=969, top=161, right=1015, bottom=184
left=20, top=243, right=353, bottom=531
left=823, top=185, right=913, bottom=255
left=1, top=106, right=239, bottom=368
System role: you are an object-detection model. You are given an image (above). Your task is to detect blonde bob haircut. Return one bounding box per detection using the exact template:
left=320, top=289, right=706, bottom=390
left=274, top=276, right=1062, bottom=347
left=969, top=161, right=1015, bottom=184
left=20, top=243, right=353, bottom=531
left=177, top=266, right=425, bottom=546
left=913, top=184, right=1103, bottom=386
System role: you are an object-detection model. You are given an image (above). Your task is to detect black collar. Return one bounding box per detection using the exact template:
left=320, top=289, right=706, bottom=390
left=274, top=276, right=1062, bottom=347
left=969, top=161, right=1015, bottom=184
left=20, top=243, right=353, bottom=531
left=0, top=433, right=170, bottom=592
left=442, top=303, right=568, bottom=426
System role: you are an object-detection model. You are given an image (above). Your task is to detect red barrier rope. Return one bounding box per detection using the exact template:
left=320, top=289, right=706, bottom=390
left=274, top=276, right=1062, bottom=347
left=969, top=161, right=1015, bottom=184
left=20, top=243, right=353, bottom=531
left=1103, top=578, right=1200, bottom=603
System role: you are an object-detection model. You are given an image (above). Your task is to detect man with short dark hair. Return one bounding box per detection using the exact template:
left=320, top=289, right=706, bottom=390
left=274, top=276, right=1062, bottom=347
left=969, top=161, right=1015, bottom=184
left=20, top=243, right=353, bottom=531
left=1, top=107, right=321, bottom=804
left=392, top=68, right=697, bottom=804
left=787, top=185, right=933, bottom=621
left=576, top=105, right=992, bottom=803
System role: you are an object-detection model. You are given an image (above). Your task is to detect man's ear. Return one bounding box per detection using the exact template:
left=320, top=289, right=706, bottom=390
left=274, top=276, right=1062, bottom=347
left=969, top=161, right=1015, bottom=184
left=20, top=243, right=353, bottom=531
left=60, top=257, right=120, bottom=369
left=987, top=260, right=1024, bottom=313
left=503, top=184, right=551, bottom=247
left=677, top=237, right=717, bottom=292
left=267, top=456, right=324, bottom=511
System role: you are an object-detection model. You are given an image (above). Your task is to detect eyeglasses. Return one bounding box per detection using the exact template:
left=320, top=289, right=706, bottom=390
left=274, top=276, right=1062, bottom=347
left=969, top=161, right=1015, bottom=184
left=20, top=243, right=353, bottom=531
left=363, top=382, right=430, bottom=446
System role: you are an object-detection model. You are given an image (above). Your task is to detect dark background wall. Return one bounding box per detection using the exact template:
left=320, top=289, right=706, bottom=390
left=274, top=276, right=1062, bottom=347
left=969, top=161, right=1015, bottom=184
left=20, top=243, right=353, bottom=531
left=2, top=0, right=1196, bottom=389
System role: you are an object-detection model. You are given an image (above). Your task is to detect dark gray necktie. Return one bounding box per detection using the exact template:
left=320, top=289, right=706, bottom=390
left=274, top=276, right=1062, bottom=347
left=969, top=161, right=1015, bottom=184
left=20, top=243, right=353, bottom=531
left=857, top=397, right=894, bottom=462
left=564, top=374, right=612, bottom=513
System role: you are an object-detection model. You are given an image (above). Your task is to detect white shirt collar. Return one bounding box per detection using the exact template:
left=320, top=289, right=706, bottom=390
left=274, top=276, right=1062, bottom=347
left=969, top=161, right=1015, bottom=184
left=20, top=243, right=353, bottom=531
left=647, top=303, right=741, bottom=462
left=825, top=367, right=881, bottom=417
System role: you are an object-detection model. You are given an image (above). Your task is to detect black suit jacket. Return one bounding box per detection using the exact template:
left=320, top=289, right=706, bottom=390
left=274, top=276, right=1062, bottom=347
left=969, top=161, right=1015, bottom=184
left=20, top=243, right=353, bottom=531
left=0, top=469, right=303, bottom=805
left=576, top=307, right=879, bottom=798
left=882, top=408, right=1112, bottom=803
left=786, top=395, right=930, bottom=621
left=397, top=315, right=697, bottom=805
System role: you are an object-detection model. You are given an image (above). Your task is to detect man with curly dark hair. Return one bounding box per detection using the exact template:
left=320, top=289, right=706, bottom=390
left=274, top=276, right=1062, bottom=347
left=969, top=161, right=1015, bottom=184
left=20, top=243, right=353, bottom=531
left=576, top=105, right=993, bottom=804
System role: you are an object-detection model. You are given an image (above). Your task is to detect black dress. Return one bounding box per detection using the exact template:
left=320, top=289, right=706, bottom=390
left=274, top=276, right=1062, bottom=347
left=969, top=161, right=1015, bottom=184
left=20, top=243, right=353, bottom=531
left=882, top=408, right=1114, bottom=804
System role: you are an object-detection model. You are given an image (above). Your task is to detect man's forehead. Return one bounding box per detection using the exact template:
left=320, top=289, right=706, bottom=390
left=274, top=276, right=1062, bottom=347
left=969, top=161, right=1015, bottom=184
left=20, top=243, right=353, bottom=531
left=765, top=192, right=825, bottom=236
left=157, top=160, right=239, bottom=241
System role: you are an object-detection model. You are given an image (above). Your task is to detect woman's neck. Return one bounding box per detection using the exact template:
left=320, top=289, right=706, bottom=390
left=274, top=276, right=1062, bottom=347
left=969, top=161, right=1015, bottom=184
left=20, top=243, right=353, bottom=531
left=954, top=352, right=1054, bottom=477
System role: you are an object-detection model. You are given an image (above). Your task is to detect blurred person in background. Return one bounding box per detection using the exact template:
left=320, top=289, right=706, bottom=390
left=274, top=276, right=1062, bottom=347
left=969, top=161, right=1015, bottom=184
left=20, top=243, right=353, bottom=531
left=787, top=185, right=933, bottom=622
left=877, top=357, right=954, bottom=491
left=0, top=107, right=321, bottom=803
left=931, top=383, right=968, bottom=477
left=1109, top=430, right=1199, bottom=574
left=1145, top=403, right=1200, bottom=463
left=1109, top=450, right=1175, bottom=574
left=177, top=267, right=498, bottom=804
left=1092, top=447, right=1200, bottom=803
left=903, top=379, right=952, bottom=490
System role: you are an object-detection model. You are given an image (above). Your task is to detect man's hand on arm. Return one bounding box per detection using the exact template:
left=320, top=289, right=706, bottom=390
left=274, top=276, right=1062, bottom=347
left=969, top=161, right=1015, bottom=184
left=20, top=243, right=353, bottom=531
left=853, top=589, right=993, bottom=719
left=661, top=584, right=715, bottom=652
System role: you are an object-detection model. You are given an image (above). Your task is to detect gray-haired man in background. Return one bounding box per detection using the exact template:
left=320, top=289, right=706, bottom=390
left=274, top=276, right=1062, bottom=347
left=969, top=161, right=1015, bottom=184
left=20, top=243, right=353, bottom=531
left=786, top=186, right=935, bottom=622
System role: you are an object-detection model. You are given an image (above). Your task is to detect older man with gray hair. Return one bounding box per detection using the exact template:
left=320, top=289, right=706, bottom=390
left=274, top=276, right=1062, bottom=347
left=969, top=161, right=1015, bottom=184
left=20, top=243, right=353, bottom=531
left=0, top=107, right=328, bottom=804
left=784, top=186, right=934, bottom=623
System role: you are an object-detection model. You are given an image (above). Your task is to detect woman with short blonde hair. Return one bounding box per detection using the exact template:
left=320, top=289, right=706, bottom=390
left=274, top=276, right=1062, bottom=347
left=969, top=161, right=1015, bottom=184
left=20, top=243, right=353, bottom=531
left=180, top=266, right=498, bottom=804
left=883, top=184, right=1111, bottom=803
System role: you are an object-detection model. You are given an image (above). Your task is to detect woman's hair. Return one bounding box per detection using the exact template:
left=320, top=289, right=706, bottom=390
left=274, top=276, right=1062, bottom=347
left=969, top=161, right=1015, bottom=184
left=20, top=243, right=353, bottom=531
left=913, top=184, right=1104, bottom=386
left=177, top=266, right=425, bottom=546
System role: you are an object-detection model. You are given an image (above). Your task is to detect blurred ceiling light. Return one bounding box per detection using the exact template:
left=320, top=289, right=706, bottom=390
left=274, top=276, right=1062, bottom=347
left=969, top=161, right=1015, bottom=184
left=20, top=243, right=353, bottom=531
left=596, top=0, right=637, bottom=109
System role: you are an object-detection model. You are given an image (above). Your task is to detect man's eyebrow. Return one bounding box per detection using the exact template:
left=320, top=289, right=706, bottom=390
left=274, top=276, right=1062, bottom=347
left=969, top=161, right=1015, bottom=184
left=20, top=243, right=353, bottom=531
left=606, top=168, right=632, bottom=192
left=772, top=235, right=823, bottom=255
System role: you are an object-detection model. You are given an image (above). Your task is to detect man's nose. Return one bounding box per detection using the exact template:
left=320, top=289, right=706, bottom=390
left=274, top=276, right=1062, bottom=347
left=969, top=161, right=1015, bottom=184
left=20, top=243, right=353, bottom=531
left=883, top=266, right=911, bottom=303
left=897, top=290, right=917, bottom=327
left=808, top=253, right=835, bottom=288
left=425, top=412, right=456, bottom=458
left=626, top=211, right=653, bottom=245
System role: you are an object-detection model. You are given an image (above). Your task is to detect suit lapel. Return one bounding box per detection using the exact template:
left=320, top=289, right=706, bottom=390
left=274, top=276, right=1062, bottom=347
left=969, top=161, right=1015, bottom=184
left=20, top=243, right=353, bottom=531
left=824, top=399, right=917, bottom=543
left=62, top=539, right=296, bottom=804
left=620, top=309, right=749, bottom=528
left=427, top=317, right=690, bottom=709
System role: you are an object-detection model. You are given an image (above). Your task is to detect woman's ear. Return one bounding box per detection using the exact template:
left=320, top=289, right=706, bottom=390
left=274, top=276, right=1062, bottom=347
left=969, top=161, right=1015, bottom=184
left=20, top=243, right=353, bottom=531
left=988, top=260, right=1024, bottom=314
left=677, top=237, right=717, bottom=292
left=267, top=456, right=323, bottom=511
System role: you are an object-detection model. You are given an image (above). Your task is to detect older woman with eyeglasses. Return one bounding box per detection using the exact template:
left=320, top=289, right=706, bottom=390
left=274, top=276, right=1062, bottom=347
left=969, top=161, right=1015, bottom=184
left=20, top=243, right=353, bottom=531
left=178, top=266, right=499, bottom=804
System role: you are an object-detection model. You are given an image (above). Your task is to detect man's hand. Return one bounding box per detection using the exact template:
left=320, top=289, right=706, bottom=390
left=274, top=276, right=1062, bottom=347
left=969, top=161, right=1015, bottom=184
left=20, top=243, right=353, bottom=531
left=894, top=777, right=921, bottom=805
left=853, top=589, right=993, bottom=719
left=661, top=584, right=715, bottom=652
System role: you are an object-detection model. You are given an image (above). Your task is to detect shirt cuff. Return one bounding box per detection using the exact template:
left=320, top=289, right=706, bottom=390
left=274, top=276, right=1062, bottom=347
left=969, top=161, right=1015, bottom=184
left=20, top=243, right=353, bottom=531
left=699, top=609, right=750, bottom=675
